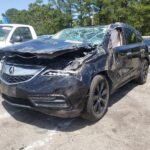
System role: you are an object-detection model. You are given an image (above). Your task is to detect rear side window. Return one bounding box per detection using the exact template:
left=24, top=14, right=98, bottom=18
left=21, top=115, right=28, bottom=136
left=124, top=27, right=137, bottom=44
left=12, top=27, right=32, bottom=42
left=136, top=31, right=143, bottom=43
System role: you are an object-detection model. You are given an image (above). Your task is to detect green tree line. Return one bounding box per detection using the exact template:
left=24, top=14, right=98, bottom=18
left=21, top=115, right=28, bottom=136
left=2, top=0, right=150, bottom=35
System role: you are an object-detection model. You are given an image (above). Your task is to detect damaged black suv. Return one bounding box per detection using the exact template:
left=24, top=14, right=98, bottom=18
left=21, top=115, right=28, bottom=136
left=0, top=22, right=149, bottom=121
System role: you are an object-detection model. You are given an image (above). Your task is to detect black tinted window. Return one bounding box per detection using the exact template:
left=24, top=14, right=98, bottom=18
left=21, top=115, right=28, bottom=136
left=124, top=28, right=137, bottom=44
left=12, top=27, right=32, bottom=41
left=136, top=31, right=143, bottom=42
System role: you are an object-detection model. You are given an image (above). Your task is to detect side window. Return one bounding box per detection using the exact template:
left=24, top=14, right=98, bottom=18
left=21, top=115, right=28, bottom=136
left=136, top=36, right=143, bottom=43
left=12, top=27, right=22, bottom=38
left=124, top=28, right=137, bottom=44
left=109, top=27, right=124, bottom=48
left=11, top=27, right=32, bottom=42
left=136, top=31, right=143, bottom=43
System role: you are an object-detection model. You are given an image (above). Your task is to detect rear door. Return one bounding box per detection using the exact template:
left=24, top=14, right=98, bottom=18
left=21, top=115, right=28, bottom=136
left=123, top=27, right=144, bottom=78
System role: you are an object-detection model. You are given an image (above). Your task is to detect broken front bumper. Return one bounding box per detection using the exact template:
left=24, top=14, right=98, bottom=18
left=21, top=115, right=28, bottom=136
left=1, top=74, right=88, bottom=118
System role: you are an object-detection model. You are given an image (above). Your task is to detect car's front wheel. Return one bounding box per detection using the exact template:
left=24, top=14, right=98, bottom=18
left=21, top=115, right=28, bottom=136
left=82, top=75, right=110, bottom=122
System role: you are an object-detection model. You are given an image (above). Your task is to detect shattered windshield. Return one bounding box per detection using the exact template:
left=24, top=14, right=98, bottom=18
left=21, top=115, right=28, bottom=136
left=53, top=26, right=109, bottom=46
left=0, top=26, right=13, bottom=41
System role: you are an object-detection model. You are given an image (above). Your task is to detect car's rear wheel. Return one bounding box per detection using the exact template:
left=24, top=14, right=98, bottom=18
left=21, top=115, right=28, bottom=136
left=135, top=59, right=149, bottom=84
left=82, top=75, right=110, bottom=122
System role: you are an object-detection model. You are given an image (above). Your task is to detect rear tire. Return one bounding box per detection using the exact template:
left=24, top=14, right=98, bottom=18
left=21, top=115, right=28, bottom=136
left=81, top=75, right=110, bottom=122
left=135, top=59, right=149, bottom=84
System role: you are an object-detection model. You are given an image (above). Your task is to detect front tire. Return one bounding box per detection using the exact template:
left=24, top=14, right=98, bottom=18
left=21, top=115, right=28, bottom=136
left=82, top=75, right=110, bottom=122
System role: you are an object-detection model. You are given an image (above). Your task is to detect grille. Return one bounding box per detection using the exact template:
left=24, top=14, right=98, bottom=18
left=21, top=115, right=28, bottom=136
left=1, top=73, right=33, bottom=84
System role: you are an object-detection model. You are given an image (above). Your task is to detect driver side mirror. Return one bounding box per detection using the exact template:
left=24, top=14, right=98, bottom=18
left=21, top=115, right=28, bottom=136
left=10, top=35, right=23, bottom=43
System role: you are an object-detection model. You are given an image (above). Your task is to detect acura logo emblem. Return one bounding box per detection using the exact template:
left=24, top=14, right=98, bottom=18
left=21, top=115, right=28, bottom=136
left=9, top=66, right=15, bottom=75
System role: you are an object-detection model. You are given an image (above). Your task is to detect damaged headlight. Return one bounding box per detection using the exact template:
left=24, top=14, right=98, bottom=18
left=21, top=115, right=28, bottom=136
left=41, top=59, right=83, bottom=77
left=0, top=59, right=4, bottom=71
left=42, top=70, right=71, bottom=76
left=41, top=69, right=82, bottom=81
left=68, top=61, right=81, bottom=70
left=0, top=61, right=2, bottom=71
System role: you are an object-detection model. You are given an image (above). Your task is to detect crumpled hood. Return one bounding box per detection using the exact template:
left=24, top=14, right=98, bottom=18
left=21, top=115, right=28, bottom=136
left=0, top=38, right=92, bottom=58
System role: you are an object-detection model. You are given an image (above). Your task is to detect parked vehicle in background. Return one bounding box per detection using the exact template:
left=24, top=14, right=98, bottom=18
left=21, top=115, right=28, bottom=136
left=0, top=24, right=37, bottom=48
left=0, top=22, right=149, bottom=122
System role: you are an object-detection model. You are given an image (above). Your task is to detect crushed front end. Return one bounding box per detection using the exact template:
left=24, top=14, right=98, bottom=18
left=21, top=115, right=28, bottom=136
left=0, top=50, right=92, bottom=118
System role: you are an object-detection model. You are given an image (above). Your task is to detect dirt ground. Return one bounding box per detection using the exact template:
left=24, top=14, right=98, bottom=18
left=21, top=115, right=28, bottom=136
left=0, top=71, right=150, bottom=150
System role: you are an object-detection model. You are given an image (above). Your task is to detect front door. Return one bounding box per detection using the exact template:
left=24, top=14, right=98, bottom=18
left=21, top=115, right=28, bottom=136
left=108, top=27, right=134, bottom=89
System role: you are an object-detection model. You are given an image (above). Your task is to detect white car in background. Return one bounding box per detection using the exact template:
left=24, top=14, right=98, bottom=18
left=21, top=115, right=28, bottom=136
left=0, top=24, right=37, bottom=71
left=0, top=24, right=37, bottom=48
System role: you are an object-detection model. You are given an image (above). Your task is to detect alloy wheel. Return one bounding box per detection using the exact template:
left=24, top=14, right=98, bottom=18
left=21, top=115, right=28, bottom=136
left=92, top=80, right=109, bottom=114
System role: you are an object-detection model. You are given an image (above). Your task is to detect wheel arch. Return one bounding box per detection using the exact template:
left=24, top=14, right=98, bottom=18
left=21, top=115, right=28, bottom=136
left=97, top=70, right=113, bottom=93
left=85, top=70, right=113, bottom=97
